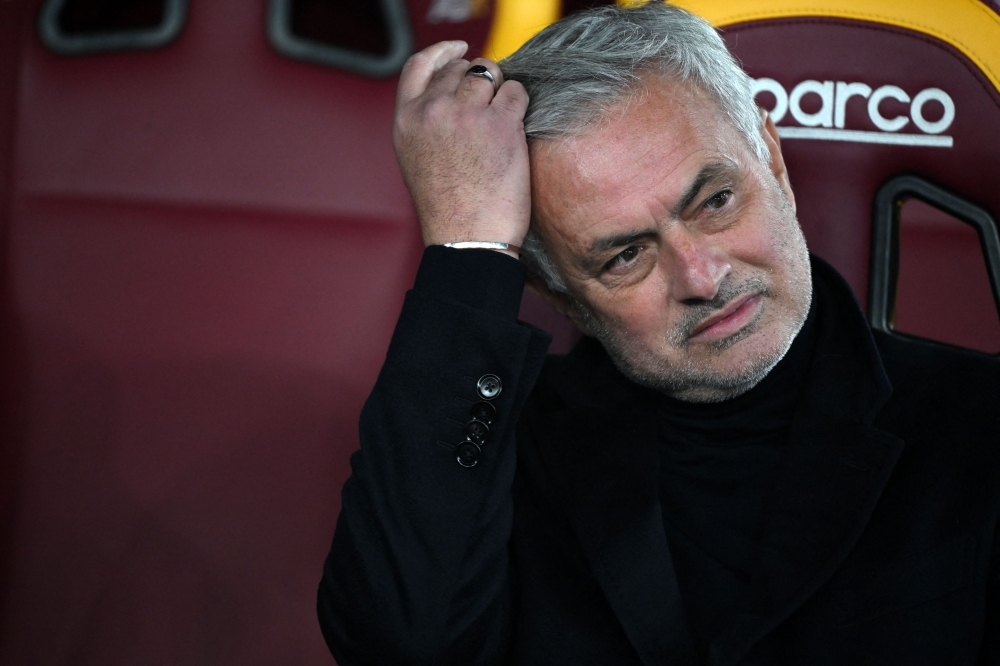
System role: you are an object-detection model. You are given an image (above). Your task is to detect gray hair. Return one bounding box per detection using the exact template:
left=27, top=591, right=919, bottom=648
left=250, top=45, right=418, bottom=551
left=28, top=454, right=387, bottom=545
left=498, top=2, right=768, bottom=293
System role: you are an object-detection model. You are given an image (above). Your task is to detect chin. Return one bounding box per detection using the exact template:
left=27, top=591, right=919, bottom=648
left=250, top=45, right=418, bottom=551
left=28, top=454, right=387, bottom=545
left=605, top=311, right=805, bottom=403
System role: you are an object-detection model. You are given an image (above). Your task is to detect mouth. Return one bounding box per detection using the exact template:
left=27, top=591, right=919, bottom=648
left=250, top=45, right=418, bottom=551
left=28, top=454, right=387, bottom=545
left=689, top=293, right=764, bottom=342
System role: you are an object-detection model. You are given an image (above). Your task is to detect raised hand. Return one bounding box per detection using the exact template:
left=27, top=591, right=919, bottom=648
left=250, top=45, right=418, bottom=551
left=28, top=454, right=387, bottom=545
left=393, top=41, right=531, bottom=257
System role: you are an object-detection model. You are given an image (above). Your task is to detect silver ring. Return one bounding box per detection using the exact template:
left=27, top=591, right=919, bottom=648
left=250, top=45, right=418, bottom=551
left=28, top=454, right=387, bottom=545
left=465, top=65, right=497, bottom=91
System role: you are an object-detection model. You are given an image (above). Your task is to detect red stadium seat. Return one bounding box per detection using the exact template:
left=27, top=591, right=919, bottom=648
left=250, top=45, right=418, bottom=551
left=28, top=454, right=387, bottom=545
left=0, top=1, right=495, bottom=664
left=675, top=0, right=1000, bottom=354
left=506, top=0, right=1000, bottom=355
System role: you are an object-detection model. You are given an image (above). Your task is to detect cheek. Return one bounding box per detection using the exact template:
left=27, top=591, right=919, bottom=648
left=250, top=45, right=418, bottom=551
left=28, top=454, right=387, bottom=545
left=728, top=205, right=798, bottom=277
left=582, top=273, right=674, bottom=341
left=764, top=207, right=810, bottom=281
left=741, top=207, right=811, bottom=317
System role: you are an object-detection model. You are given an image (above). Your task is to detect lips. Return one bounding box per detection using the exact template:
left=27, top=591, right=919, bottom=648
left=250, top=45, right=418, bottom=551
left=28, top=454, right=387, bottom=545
left=690, top=293, right=763, bottom=340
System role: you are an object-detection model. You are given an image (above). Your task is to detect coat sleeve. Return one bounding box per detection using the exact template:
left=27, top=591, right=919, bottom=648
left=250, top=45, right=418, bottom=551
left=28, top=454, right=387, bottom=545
left=979, top=520, right=1000, bottom=665
left=318, top=247, right=551, bottom=666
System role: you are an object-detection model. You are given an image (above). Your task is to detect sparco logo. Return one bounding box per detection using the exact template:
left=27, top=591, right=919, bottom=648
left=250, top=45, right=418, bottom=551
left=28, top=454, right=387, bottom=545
left=752, top=78, right=956, bottom=148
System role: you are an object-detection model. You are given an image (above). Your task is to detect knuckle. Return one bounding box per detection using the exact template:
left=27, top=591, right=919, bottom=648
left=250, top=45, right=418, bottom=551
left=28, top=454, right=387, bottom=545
left=458, top=76, right=483, bottom=94
left=493, top=94, right=520, bottom=114
left=505, top=80, right=528, bottom=98
left=403, top=51, right=428, bottom=71
left=422, top=95, right=452, bottom=119
left=392, top=113, right=409, bottom=136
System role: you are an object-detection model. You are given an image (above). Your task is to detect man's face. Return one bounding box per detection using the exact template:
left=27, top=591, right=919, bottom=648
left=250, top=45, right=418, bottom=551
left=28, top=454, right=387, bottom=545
left=530, top=78, right=812, bottom=402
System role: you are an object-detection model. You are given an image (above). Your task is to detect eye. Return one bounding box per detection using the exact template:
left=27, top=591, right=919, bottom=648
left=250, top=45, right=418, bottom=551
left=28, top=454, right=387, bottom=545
left=604, top=246, right=641, bottom=271
left=703, top=189, right=732, bottom=210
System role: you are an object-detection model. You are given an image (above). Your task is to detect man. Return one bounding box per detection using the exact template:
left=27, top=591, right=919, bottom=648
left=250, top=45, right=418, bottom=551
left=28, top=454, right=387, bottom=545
left=318, top=3, right=1000, bottom=664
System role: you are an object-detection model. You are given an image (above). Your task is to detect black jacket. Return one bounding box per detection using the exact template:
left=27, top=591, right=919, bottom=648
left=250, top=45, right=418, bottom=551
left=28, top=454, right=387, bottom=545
left=318, top=247, right=1000, bottom=665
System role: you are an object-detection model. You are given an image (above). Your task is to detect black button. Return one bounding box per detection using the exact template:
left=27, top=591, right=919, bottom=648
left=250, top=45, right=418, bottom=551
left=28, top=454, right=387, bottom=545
left=470, top=401, right=496, bottom=425
left=463, top=419, right=490, bottom=445
left=456, top=442, right=481, bottom=467
left=477, top=374, right=502, bottom=400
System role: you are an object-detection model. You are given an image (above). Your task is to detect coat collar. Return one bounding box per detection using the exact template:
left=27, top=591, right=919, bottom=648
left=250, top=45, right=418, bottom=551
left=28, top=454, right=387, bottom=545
left=526, top=256, right=904, bottom=666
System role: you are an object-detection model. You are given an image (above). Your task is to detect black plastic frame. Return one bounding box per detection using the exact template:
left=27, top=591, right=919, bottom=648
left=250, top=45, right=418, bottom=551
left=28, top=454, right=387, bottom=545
left=868, top=174, right=1000, bottom=353
left=267, top=0, right=413, bottom=78
left=38, top=0, right=187, bottom=55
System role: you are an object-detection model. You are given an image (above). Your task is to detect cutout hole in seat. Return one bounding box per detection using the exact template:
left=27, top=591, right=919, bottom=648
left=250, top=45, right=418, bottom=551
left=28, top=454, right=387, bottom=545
left=894, top=198, right=1000, bottom=353
left=57, top=0, right=166, bottom=34
left=38, top=0, right=186, bottom=54
left=289, top=0, right=391, bottom=57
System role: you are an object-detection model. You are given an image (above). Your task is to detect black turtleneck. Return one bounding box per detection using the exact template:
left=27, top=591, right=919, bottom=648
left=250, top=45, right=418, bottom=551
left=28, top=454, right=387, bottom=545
left=659, top=298, right=818, bottom=658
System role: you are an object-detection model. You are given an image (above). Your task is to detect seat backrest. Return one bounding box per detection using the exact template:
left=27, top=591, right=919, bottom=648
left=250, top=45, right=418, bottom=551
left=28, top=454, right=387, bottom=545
left=0, top=1, right=497, bottom=664
left=503, top=0, right=1000, bottom=355
left=676, top=0, right=1000, bottom=353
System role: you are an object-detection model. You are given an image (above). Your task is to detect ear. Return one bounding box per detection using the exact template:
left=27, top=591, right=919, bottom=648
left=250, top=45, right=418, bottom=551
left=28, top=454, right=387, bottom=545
left=525, top=276, right=594, bottom=336
left=759, top=108, right=796, bottom=214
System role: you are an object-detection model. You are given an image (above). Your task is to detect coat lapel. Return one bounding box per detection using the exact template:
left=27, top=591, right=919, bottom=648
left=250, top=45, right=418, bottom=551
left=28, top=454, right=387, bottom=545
left=526, top=257, right=905, bottom=666
left=709, top=385, right=904, bottom=664
left=530, top=400, right=696, bottom=666
left=527, top=338, right=696, bottom=665
left=711, top=258, right=906, bottom=665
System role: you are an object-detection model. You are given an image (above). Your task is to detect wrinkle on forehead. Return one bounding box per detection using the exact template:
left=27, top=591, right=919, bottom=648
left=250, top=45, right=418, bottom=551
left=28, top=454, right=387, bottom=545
left=528, top=78, right=744, bottom=263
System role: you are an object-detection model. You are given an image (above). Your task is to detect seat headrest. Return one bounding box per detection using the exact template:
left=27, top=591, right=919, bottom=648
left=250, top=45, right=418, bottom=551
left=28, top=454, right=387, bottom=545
left=675, top=0, right=1000, bottom=301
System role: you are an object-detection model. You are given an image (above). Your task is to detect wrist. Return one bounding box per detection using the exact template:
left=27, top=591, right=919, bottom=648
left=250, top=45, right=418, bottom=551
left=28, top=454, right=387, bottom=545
left=414, top=245, right=527, bottom=320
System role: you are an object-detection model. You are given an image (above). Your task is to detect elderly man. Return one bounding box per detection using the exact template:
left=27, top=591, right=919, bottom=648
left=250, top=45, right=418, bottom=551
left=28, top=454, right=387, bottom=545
left=318, top=4, right=1000, bottom=665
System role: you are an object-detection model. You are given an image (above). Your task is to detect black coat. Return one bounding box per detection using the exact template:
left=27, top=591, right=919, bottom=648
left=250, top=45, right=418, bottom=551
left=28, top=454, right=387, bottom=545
left=318, top=247, right=1000, bottom=665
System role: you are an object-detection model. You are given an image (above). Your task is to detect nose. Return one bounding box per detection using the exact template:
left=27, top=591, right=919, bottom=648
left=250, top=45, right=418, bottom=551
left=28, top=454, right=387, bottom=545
left=666, top=229, right=732, bottom=303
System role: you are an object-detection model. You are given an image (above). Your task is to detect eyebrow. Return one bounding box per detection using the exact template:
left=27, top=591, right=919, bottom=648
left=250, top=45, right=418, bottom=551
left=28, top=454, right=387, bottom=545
left=579, top=228, right=659, bottom=275
left=588, top=228, right=657, bottom=254
left=671, top=160, right=737, bottom=218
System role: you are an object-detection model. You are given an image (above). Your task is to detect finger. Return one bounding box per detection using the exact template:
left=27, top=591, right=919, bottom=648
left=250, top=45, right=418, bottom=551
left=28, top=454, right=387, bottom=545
left=490, top=79, right=529, bottom=119
left=423, top=58, right=472, bottom=98
left=455, top=58, right=504, bottom=104
left=397, top=41, right=468, bottom=105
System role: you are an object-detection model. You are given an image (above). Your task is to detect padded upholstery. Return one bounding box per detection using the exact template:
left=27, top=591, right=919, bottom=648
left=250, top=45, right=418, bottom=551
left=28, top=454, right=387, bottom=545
left=0, top=1, right=493, bottom=664
left=504, top=0, right=1000, bottom=354
left=678, top=0, right=1000, bottom=352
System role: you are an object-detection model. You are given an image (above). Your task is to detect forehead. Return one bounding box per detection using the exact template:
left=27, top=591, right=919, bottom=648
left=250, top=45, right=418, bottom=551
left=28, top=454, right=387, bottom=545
left=529, top=79, right=744, bottom=248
